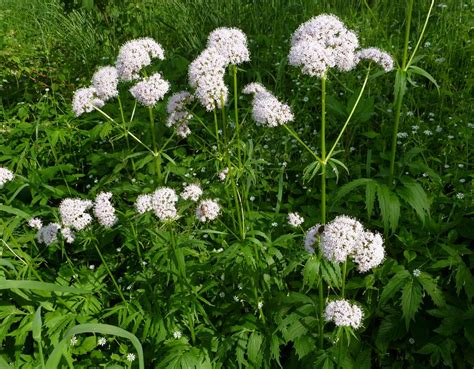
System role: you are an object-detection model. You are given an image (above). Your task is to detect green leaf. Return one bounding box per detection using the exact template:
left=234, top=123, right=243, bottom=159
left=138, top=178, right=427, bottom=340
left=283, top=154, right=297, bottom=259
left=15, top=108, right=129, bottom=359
left=394, top=69, right=407, bottom=105
left=418, top=273, right=445, bottom=307
left=247, top=331, right=263, bottom=367
left=0, top=355, right=11, bottom=368
left=303, top=257, right=320, bottom=289
left=333, top=178, right=375, bottom=205
left=408, top=65, right=439, bottom=91
left=397, top=178, right=431, bottom=224
left=46, top=323, right=145, bottom=369
left=365, top=180, right=377, bottom=218
left=376, top=184, right=400, bottom=233
left=401, top=279, right=423, bottom=329
left=380, top=269, right=410, bottom=304
left=32, top=306, right=42, bottom=342
left=0, top=205, right=31, bottom=220
left=0, top=280, right=92, bottom=294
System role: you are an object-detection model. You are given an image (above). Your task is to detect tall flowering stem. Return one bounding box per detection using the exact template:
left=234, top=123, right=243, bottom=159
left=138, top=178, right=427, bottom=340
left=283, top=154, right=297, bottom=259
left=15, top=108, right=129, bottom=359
left=148, top=108, right=162, bottom=182
left=321, top=74, right=327, bottom=224
left=233, top=65, right=242, bottom=167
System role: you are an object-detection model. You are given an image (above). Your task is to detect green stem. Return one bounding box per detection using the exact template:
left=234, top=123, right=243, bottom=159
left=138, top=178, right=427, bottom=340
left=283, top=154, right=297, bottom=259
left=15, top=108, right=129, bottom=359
left=233, top=65, right=242, bottom=168
left=406, top=0, right=435, bottom=69
left=93, top=243, right=128, bottom=307
left=321, top=75, right=327, bottom=224
left=325, top=67, right=371, bottom=163
left=401, top=0, right=414, bottom=70
left=38, top=340, right=45, bottom=369
left=341, top=261, right=347, bottom=299
left=389, top=84, right=404, bottom=185
left=117, top=96, right=130, bottom=148
left=221, top=95, right=227, bottom=146
left=213, top=108, right=220, bottom=154
left=149, top=107, right=162, bottom=182
left=282, top=124, right=322, bottom=163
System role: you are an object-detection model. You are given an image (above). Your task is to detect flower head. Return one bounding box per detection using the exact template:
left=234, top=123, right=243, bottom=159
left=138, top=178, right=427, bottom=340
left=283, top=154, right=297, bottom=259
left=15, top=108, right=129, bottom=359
left=36, top=223, right=61, bottom=245
left=181, top=184, right=203, bottom=202
left=72, top=87, right=104, bottom=117
left=91, top=66, right=119, bottom=101
left=135, top=194, right=152, bottom=214
left=304, top=224, right=322, bottom=254
left=289, top=14, right=359, bottom=77
left=356, top=47, right=394, bottom=72
left=151, top=187, right=179, bottom=221
left=59, top=198, right=93, bottom=231
left=288, top=212, right=304, bottom=227
left=93, top=192, right=118, bottom=228
left=126, top=353, right=136, bottom=362
left=188, top=47, right=228, bottom=111
left=61, top=227, right=75, bottom=244
left=173, top=330, right=182, bottom=339
left=351, top=231, right=384, bottom=272
left=243, top=83, right=293, bottom=127
left=324, top=299, right=363, bottom=329
left=207, top=27, right=250, bottom=65
left=28, top=218, right=43, bottom=230
left=0, top=167, right=14, bottom=186
left=97, top=337, right=107, bottom=347
left=320, top=215, right=364, bottom=263
left=166, top=91, right=194, bottom=137
left=218, top=167, right=229, bottom=181
left=196, top=199, right=220, bottom=222
left=130, top=72, right=170, bottom=107
left=116, top=38, right=165, bottom=81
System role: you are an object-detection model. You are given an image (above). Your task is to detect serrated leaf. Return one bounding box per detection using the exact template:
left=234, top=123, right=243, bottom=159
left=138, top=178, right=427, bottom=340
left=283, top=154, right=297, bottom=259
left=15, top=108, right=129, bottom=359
left=418, top=273, right=445, bottom=306
left=303, top=257, right=320, bottom=289
left=380, top=269, right=410, bottom=303
left=397, top=178, right=431, bottom=224
left=401, top=280, right=423, bottom=329
left=247, top=331, right=263, bottom=367
left=376, top=184, right=400, bottom=233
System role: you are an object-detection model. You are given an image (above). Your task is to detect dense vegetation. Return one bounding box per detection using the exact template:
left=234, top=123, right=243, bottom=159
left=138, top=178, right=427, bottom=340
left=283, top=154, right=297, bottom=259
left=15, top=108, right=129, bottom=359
left=0, top=0, right=472, bottom=368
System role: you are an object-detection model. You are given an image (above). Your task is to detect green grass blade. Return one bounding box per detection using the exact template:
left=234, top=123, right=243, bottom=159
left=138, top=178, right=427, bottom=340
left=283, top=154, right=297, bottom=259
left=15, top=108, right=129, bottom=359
left=0, top=280, right=92, bottom=294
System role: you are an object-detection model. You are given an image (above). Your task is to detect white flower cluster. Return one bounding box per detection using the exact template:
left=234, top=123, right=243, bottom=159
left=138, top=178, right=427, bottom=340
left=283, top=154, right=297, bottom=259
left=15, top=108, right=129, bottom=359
left=135, top=194, right=153, bottom=214
left=189, top=48, right=228, bottom=111
left=289, top=14, right=393, bottom=77
left=310, top=215, right=384, bottom=272
left=189, top=27, right=250, bottom=111
left=207, top=27, right=250, bottom=65
left=28, top=218, right=43, bottom=230
left=288, top=212, right=304, bottom=227
left=180, top=184, right=203, bottom=202
left=243, top=82, right=293, bottom=127
left=166, top=91, right=195, bottom=138
left=289, top=14, right=359, bottom=77
left=60, top=198, right=94, bottom=231
left=151, top=187, right=179, bottom=221
left=72, top=87, right=105, bottom=117
left=91, top=66, right=119, bottom=101
left=36, top=223, right=61, bottom=246
left=196, top=199, right=220, bottom=222
left=304, top=224, right=322, bottom=254
left=0, top=167, right=14, bottom=186
left=356, top=47, right=394, bottom=72
left=116, top=37, right=165, bottom=82
left=129, top=72, right=170, bottom=107
left=93, top=192, right=118, bottom=228
left=218, top=167, right=229, bottom=181
left=324, top=299, right=363, bottom=329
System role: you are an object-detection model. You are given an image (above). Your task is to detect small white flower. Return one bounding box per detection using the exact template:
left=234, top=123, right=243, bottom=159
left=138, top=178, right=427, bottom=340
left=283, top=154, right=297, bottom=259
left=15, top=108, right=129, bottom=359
left=257, top=301, right=263, bottom=309
left=324, top=299, right=363, bottom=329
left=271, top=222, right=278, bottom=227
left=70, top=336, right=78, bottom=346
left=181, top=184, right=203, bottom=202
left=409, top=337, right=415, bottom=344
left=288, top=212, right=304, bottom=227
left=0, top=167, right=14, bottom=186
left=173, top=330, right=182, bottom=339
left=97, top=337, right=107, bottom=346
left=126, top=353, right=136, bottom=362
left=423, top=130, right=433, bottom=136
left=413, top=269, right=421, bottom=277
left=456, top=193, right=464, bottom=200
left=196, top=199, right=221, bottom=222
left=89, top=264, right=95, bottom=270
left=28, top=218, right=43, bottom=230
left=218, top=167, right=229, bottom=181
left=249, top=196, right=255, bottom=201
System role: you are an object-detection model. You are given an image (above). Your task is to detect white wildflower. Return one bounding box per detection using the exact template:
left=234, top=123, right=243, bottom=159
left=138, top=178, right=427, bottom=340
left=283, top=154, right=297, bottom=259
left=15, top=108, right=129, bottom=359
left=59, top=198, right=93, bottom=231
left=218, top=167, right=229, bottom=181
left=243, top=83, right=293, bottom=127
left=351, top=231, right=384, bottom=272
left=324, top=299, right=363, bottom=329
left=196, top=199, right=220, bottom=222
left=36, top=223, right=61, bottom=245
left=320, top=215, right=364, bottom=263
left=257, top=301, right=263, bottom=309
left=356, top=47, right=394, bottom=72
left=423, top=130, right=433, bottom=136
left=456, top=192, right=464, bottom=200
left=413, top=269, right=421, bottom=277
left=93, top=192, right=118, bottom=228
left=288, top=212, right=304, bottom=227
left=126, top=353, right=136, bottom=362
left=91, top=66, right=119, bottom=101
left=116, top=38, right=165, bottom=81
left=151, top=187, right=179, bottom=221
left=72, top=87, right=104, bottom=117
left=97, top=337, right=107, bottom=347
left=28, top=218, right=43, bottom=230
left=188, top=47, right=228, bottom=111
left=304, top=224, right=321, bottom=254
left=61, top=227, right=75, bottom=244
left=166, top=91, right=194, bottom=137
left=70, top=335, right=78, bottom=346
left=129, top=72, right=170, bottom=107
left=207, top=27, right=250, bottom=65
left=181, top=184, right=203, bottom=202
left=173, top=330, right=182, bottom=339
left=176, top=122, right=191, bottom=138
left=0, top=167, right=14, bottom=186
left=135, top=194, right=152, bottom=214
